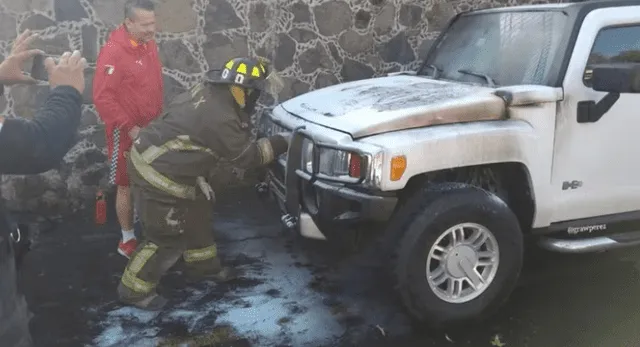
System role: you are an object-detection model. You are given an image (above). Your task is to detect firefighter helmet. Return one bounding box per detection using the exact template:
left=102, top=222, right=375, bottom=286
left=204, top=57, right=269, bottom=91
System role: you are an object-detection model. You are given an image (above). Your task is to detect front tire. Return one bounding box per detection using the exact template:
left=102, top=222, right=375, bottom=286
left=391, top=183, right=523, bottom=328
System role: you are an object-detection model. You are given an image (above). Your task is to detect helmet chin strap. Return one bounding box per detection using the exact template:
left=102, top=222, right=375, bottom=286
left=230, top=85, right=246, bottom=108
left=229, top=85, right=261, bottom=113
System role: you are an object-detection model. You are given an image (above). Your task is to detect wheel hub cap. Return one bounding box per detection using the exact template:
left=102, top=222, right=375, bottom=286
left=426, top=222, right=500, bottom=304
left=445, top=245, right=477, bottom=278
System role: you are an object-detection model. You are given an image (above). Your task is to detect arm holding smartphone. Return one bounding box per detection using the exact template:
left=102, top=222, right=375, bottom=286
left=0, top=31, right=89, bottom=347
left=0, top=29, right=87, bottom=175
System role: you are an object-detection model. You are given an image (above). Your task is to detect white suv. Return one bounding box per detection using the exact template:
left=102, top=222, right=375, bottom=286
left=257, top=0, right=640, bottom=328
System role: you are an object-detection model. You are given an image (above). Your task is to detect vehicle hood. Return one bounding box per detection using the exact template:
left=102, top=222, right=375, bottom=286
left=279, top=75, right=508, bottom=138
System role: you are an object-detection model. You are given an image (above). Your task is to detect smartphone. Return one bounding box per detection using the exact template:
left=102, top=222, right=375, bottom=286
left=30, top=54, right=58, bottom=81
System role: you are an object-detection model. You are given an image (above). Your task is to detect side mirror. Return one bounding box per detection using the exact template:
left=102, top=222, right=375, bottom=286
left=591, top=63, right=640, bottom=93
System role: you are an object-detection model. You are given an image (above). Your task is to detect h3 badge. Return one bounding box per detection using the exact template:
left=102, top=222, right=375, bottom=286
left=562, top=180, right=583, bottom=190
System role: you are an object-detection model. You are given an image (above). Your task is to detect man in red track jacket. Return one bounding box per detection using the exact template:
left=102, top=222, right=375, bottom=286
left=93, top=0, right=164, bottom=259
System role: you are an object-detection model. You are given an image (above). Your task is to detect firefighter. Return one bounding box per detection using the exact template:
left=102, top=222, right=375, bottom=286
left=117, top=57, right=289, bottom=310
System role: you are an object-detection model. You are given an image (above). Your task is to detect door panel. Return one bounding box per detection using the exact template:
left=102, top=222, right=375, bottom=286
left=551, top=7, right=640, bottom=222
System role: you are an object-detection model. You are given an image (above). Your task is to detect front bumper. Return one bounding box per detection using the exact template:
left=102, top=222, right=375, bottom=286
left=261, top=126, right=398, bottom=240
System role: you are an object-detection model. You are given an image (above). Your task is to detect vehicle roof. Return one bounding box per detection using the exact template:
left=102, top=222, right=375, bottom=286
left=469, top=0, right=640, bottom=15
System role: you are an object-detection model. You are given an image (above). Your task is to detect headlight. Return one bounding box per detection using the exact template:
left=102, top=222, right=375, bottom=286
left=301, top=139, right=365, bottom=179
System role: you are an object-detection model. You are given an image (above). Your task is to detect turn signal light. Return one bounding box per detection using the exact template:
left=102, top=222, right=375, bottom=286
left=349, top=154, right=361, bottom=178
left=390, top=155, right=407, bottom=181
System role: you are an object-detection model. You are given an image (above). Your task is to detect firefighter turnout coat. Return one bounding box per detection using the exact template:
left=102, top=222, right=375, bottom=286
left=129, top=82, right=288, bottom=199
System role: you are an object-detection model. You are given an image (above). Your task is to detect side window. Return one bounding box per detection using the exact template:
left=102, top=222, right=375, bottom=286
left=583, top=24, right=640, bottom=86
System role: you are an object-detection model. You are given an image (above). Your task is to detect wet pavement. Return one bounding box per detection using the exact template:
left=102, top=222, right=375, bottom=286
left=17, top=186, right=640, bottom=347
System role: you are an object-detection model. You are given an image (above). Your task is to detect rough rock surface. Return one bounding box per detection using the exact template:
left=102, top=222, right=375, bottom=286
left=0, top=0, right=556, bottom=218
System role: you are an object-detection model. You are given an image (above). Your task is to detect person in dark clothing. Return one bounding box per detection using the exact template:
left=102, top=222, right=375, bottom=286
left=117, top=56, right=289, bottom=310
left=0, top=29, right=88, bottom=347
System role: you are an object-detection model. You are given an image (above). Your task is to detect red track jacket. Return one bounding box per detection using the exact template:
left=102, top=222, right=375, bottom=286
left=93, top=25, right=164, bottom=153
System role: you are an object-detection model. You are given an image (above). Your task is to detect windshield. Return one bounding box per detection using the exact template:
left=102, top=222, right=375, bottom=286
left=419, top=10, right=569, bottom=87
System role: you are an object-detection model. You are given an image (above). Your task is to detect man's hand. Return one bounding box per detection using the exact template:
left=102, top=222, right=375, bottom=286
left=128, top=125, right=141, bottom=140
left=45, top=50, right=87, bottom=93
left=0, top=29, right=44, bottom=85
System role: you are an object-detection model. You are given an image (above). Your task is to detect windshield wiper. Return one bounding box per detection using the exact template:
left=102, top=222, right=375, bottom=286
left=457, top=69, right=497, bottom=87
left=423, top=64, right=442, bottom=79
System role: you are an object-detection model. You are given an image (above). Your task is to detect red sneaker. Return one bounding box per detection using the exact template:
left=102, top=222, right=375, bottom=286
left=117, top=238, right=137, bottom=259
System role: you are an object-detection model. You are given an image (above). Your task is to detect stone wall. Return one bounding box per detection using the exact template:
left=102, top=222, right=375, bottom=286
left=0, top=0, right=550, bottom=218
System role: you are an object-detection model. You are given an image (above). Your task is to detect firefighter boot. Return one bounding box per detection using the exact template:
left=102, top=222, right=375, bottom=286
left=117, top=282, right=168, bottom=311
left=184, top=256, right=240, bottom=284
left=116, top=241, right=183, bottom=311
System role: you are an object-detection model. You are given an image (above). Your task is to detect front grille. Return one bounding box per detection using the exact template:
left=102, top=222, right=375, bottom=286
left=261, top=116, right=290, bottom=138
left=260, top=116, right=291, bottom=162
left=270, top=161, right=286, bottom=183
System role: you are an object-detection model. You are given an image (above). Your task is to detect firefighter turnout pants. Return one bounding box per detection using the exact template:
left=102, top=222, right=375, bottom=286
left=117, top=183, right=221, bottom=303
